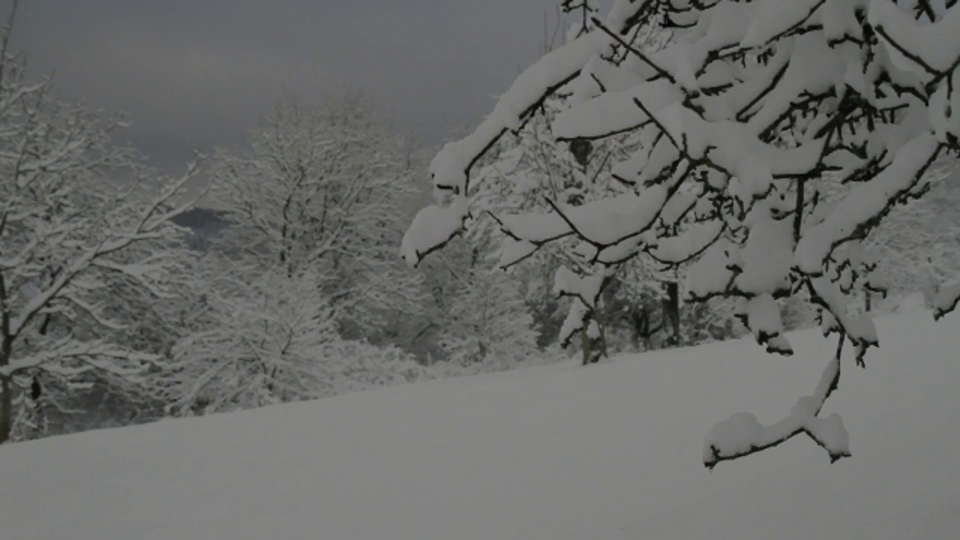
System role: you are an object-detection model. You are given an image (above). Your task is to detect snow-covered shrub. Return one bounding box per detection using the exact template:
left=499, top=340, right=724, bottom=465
left=335, top=341, right=432, bottom=393
left=164, top=265, right=431, bottom=415
left=164, top=267, right=341, bottom=414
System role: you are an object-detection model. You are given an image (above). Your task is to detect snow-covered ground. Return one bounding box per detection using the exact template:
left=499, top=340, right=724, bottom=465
left=1, top=310, right=958, bottom=539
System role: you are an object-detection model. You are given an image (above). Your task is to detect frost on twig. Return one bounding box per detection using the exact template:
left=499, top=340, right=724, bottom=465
left=704, top=332, right=850, bottom=469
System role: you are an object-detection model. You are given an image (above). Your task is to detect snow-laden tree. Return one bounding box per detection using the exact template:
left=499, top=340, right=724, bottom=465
left=403, top=0, right=960, bottom=468
left=164, top=260, right=428, bottom=414
left=434, top=241, right=541, bottom=373
left=211, top=93, right=426, bottom=345
left=164, top=265, right=336, bottom=414
left=866, top=158, right=960, bottom=303
left=0, top=26, right=201, bottom=442
left=162, top=93, right=437, bottom=414
left=13, top=225, right=205, bottom=440
left=468, top=97, right=630, bottom=357
left=469, top=78, right=698, bottom=358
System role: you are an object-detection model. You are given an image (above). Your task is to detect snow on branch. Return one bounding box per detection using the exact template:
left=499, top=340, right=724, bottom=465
left=400, top=197, right=469, bottom=267
left=933, top=282, right=960, bottom=320
left=554, top=265, right=606, bottom=308
left=497, top=237, right=542, bottom=270
left=559, top=299, right=593, bottom=349
left=401, top=0, right=960, bottom=468
left=552, top=79, right=680, bottom=140
left=553, top=263, right=617, bottom=349
left=796, top=136, right=944, bottom=274
left=7, top=158, right=203, bottom=339
left=0, top=338, right=157, bottom=378
left=740, top=293, right=793, bottom=355
left=704, top=332, right=850, bottom=469
left=869, top=0, right=960, bottom=77
left=426, top=0, right=657, bottom=199
left=430, top=33, right=607, bottom=195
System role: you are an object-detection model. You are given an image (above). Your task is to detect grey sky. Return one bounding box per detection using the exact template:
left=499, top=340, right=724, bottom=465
left=7, top=0, right=585, bottom=173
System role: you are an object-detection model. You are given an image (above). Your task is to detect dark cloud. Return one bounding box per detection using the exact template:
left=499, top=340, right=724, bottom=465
left=6, top=0, right=590, bottom=172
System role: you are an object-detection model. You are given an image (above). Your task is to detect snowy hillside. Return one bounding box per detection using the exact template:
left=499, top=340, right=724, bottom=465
left=1, top=311, right=958, bottom=540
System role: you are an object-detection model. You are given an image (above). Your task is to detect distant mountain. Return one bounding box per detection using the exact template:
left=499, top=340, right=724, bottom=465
left=172, top=207, right=230, bottom=250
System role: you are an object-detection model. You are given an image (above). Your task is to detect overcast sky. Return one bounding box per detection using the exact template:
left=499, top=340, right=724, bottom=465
left=6, top=0, right=594, bottom=173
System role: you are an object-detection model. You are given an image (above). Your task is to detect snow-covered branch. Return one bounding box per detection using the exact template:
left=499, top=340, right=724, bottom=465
left=403, top=0, right=960, bottom=467
left=704, top=333, right=850, bottom=469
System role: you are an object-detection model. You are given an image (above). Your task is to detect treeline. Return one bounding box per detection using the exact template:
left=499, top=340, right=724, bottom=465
left=0, top=46, right=732, bottom=442
left=3, top=23, right=959, bottom=444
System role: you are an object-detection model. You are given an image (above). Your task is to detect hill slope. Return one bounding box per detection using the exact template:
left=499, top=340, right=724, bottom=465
left=1, top=311, right=958, bottom=539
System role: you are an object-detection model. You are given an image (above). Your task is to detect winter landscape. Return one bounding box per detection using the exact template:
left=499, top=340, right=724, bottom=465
left=2, top=0, right=960, bottom=538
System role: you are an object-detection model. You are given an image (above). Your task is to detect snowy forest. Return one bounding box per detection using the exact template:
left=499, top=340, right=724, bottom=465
left=2, top=0, right=960, bottom=478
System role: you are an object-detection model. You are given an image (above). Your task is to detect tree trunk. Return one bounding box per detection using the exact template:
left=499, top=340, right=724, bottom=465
left=631, top=307, right=663, bottom=351
left=581, top=311, right=605, bottom=366
left=0, top=375, right=11, bottom=445
left=581, top=325, right=591, bottom=366
left=662, top=281, right=680, bottom=347
left=631, top=309, right=646, bottom=351
left=865, top=291, right=872, bottom=312
left=596, top=315, right=607, bottom=361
